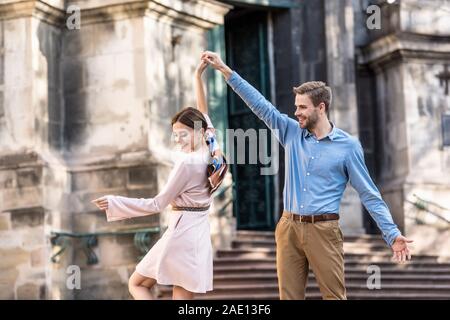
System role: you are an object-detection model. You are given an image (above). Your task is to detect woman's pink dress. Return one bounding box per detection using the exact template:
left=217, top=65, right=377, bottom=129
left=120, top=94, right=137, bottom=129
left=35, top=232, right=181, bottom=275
left=105, top=150, right=213, bottom=293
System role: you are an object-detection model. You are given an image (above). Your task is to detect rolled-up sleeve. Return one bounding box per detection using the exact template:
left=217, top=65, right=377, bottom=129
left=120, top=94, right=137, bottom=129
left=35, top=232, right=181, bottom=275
left=226, top=71, right=299, bottom=146
left=345, top=139, right=401, bottom=246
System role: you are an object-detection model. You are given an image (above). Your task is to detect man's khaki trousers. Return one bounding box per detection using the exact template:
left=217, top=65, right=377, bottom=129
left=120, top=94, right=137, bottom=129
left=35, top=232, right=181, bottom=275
left=275, top=211, right=347, bottom=300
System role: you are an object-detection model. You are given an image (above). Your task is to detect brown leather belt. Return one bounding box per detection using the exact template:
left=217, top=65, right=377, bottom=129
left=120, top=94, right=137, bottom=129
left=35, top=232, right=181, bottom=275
left=282, top=212, right=339, bottom=223
left=172, top=205, right=210, bottom=212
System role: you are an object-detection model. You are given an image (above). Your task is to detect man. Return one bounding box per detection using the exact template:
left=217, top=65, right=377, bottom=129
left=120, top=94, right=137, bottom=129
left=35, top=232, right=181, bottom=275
left=202, top=51, right=413, bottom=300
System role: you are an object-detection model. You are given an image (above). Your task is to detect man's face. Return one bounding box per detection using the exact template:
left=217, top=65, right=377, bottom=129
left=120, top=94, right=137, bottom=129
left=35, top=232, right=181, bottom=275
left=294, top=94, right=320, bottom=130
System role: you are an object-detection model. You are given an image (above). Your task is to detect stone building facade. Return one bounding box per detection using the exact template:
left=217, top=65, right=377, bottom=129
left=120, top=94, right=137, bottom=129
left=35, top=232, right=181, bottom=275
left=0, top=0, right=233, bottom=300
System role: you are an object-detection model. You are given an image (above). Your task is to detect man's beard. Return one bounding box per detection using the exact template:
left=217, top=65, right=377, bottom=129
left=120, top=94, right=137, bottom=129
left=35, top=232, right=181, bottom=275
left=301, top=112, right=319, bottom=131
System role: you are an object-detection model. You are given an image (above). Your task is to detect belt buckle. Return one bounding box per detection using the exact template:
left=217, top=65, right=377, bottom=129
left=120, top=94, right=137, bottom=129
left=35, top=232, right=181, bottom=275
left=311, top=215, right=315, bottom=224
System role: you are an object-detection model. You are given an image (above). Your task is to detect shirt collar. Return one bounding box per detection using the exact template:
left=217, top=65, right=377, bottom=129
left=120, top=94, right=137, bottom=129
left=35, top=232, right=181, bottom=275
left=304, top=121, right=337, bottom=141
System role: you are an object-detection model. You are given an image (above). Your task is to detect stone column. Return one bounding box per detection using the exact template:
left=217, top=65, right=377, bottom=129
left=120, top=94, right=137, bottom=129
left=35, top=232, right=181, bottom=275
left=357, top=0, right=450, bottom=249
left=0, top=0, right=66, bottom=299
left=324, top=0, right=364, bottom=234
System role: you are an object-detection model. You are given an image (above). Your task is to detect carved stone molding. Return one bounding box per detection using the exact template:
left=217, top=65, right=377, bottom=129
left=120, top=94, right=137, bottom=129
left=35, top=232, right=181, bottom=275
left=0, top=0, right=232, bottom=29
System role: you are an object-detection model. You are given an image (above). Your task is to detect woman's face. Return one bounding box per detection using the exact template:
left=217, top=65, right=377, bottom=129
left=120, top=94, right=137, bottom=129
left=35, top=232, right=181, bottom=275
left=172, top=122, right=204, bottom=153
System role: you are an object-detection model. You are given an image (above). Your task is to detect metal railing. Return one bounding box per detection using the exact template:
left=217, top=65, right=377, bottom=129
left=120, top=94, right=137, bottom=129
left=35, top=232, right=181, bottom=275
left=406, top=194, right=450, bottom=226
left=49, top=183, right=235, bottom=265
left=50, top=227, right=160, bottom=265
left=213, top=182, right=234, bottom=217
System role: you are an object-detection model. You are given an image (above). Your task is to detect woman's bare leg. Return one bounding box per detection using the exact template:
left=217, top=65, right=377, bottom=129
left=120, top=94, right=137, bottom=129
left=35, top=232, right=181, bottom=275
left=172, top=285, right=194, bottom=300
left=128, top=271, right=157, bottom=300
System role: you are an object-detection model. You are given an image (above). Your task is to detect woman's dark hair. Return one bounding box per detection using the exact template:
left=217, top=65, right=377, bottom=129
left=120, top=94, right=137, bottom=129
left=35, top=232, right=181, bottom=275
left=171, top=107, right=207, bottom=131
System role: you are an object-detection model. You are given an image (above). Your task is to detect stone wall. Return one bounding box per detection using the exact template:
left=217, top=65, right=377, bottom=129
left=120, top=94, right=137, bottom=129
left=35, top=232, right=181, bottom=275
left=0, top=0, right=233, bottom=300
left=0, top=153, right=48, bottom=299
left=356, top=0, right=450, bottom=237
left=324, top=0, right=364, bottom=234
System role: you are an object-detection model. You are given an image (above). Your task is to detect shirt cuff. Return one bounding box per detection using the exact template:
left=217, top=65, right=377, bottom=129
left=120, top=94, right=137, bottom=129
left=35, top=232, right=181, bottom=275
left=226, top=71, right=240, bottom=88
left=105, top=195, right=125, bottom=222
left=384, top=228, right=402, bottom=247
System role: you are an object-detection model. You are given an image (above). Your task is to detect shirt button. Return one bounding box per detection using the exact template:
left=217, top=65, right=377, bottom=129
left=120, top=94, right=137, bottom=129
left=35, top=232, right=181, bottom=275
left=311, top=156, right=315, bottom=160
left=316, top=141, right=319, bottom=143
left=303, top=188, right=306, bottom=191
left=300, top=205, right=304, bottom=209
left=307, top=172, right=310, bottom=176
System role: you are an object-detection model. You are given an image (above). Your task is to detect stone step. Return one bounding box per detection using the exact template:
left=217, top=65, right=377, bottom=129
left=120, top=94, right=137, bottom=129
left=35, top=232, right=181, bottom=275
left=214, top=257, right=445, bottom=266
left=157, top=283, right=450, bottom=296
left=211, top=273, right=450, bottom=285
left=213, top=265, right=450, bottom=275
left=156, top=231, right=450, bottom=300
left=231, top=239, right=390, bottom=251
left=216, top=249, right=443, bottom=261
left=236, top=231, right=386, bottom=244
left=176, top=292, right=450, bottom=300
left=213, top=260, right=450, bottom=270
left=237, top=230, right=381, bottom=238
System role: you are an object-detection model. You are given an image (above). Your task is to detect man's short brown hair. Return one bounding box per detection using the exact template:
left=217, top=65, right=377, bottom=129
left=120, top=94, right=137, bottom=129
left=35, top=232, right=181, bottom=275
left=293, top=81, right=332, bottom=113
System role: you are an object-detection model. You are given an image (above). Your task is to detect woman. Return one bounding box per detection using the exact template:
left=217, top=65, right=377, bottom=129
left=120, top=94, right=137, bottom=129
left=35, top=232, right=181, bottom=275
left=92, top=60, right=225, bottom=300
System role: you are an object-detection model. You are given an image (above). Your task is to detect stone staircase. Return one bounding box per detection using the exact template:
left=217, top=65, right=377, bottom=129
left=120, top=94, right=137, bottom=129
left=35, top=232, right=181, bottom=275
left=156, top=230, right=450, bottom=300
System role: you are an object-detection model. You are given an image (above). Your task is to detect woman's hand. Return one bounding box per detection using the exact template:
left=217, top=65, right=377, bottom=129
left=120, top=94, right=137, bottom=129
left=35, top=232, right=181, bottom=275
left=201, top=51, right=232, bottom=80
left=91, top=196, right=109, bottom=211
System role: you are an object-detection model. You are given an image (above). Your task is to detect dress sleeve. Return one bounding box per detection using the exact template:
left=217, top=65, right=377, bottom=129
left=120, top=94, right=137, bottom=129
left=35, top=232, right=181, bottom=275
left=203, top=113, right=214, bottom=129
left=105, top=159, right=190, bottom=222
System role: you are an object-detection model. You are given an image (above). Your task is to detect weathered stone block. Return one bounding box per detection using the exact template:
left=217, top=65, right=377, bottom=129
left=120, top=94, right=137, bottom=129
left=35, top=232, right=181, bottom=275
left=16, top=282, right=46, bottom=300
left=0, top=247, right=30, bottom=269
left=72, top=267, right=131, bottom=299
left=63, top=25, right=95, bottom=57
left=64, top=122, right=88, bottom=147
left=0, top=91, right=4, bottom=117
left=126, top=187, right=158, bottom=199
left=99, top=238, right=139, bottom=267
left=16, top=167, right=42, bottom=188
left=0, top=212, right=11, bottom=230
left=1, top=186, right=42, bottom=211
left=21, top=226, right=45, bottom=249
left=30, top=247, right=46, bottom=267
left=128, top=166, right=157, bottom=186
left=0, top=152, right=39, bottom=168
left=93, top=19, right=140, bottom=56
left=114, top=233, right=135, bottom=246
left=74, top=281, right=131, bottom=300
left=0, top=170, right=15, bottom=189
left=62, top=58, right=84, bottom=94
left=0, top=268, right=19, bottom=300
left=64, top=91, right=88, bottom=123
left=83, top=55, right=115, bottom=89
left=10, top=207, right=45, bottom=228
left=71, top=168, right=128, bottom=191
left=72, top=211, right=104, bottom=233
left=48, top=122, right=64, bottom=150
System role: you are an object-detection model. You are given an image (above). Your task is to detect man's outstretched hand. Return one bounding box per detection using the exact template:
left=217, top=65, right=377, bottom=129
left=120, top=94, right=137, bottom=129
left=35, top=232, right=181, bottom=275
left=201, top=51, right=233, bottom=80
left=391, top=235, right=413, bottom=263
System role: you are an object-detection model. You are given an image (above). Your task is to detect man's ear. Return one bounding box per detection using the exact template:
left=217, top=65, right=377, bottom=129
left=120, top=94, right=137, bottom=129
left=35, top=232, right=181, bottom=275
left=319, top=102, right=326, bottom=114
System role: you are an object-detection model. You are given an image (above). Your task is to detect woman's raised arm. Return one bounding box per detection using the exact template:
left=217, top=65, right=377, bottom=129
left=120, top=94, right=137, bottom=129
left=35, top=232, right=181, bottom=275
left=194, top=60, right=208, bottom=114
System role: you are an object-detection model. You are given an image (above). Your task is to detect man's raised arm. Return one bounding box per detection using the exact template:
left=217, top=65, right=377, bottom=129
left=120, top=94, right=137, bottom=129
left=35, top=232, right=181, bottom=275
left=202, top=51, right=299, bottom=146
